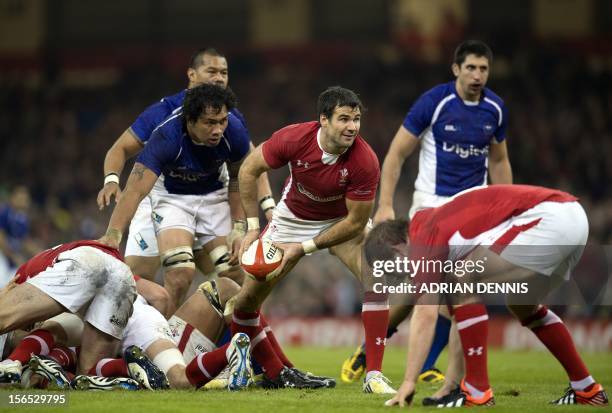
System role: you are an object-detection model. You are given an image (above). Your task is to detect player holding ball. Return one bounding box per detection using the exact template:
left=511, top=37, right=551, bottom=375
left=236, top=86, right=395, bottom=394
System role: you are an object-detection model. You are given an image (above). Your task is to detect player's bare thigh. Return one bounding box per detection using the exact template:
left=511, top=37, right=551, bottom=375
left=125, top=256, right=160, bottom=281
left=0, top=283, right=64, bottom=333
left=463, top=246, right=560, bottom=305
left=157, top=228, right=195, bottom=254
left=157, top=228, right=196, bottom=305
left=329, top=227, right=367, bottom=281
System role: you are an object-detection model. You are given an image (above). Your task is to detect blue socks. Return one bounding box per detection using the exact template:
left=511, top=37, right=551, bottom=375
left=421, top=315, right=451, bottom=372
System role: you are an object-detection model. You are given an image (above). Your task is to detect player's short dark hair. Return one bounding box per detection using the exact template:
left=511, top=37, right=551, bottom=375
left=364, top=219, right=409, bottom=266
left=317, top=86, right=364, bottom=120
left=453, top=40, right=493, bottom=66
left=183, top=83, right=237, bottom=123
left=189, top=48, right=225, bottom=69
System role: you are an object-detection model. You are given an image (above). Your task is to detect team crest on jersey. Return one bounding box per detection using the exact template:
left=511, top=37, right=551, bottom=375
left=338, top=168, right=349, bottom=186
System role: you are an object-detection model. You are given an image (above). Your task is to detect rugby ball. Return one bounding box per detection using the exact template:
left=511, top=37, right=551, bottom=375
left=241, top=239, right=283, bottom=282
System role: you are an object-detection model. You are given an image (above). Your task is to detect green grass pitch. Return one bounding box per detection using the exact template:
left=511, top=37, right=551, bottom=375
left=1, top=347, right=610, bottom=412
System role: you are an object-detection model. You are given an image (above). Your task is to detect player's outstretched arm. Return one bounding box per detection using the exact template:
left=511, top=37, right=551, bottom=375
left=313, top=199, right=374, bottom=251
left=374, top=126, right=420, bottom=224
left=97, top=130, right=144, bottom=210
left=227, top=158, right=247, bottom=264
left=385, top=302, right=438, bottom=407
left=487, top=140, right=512, bottom=185
left=248, top=142, right=276, bottom=222
left=237, top=145, right=272, bottom=259
left=100, top=162, right=158, bottom=249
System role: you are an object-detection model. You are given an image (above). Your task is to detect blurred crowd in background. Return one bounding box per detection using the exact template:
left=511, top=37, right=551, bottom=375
left=1, top=39, right=611, bottom=316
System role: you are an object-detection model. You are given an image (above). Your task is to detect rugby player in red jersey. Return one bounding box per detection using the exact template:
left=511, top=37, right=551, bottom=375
left=366, top=185, right=608, bottom=407
left=235, top=86, right=394, bottom=393
left=0, top=240, right=136, bottom=383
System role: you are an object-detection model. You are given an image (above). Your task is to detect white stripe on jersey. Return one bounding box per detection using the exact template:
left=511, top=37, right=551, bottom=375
left=152, top=112, right=182, bottom=134
left=430, top=94, right=456, bottom=125
left=222, top=137, right=231, bottom=152
left=414, top=128, right=437, bottom=195
left=484, top=97, right=503, bottom=127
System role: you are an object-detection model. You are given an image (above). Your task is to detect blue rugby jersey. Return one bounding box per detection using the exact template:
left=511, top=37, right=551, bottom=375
left=403, top=81, right=507, bottom=196
left=129, top=89, right=249, bottom=144
left=136, top=110, right=250, bottom=195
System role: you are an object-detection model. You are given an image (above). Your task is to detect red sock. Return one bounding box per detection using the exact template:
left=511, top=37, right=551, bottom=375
left=8, top=329, right=54, bottom=364
left=455, top=304, right=490, bottom=392
left=231, top=309, right=283, bottom=379
left=185, top=344, right=230, bottom=388
left=362, top=292, right=389, bottom=373
left=48, top=346, right=77, bottom=373
left=521, top=306, right=591, bottom=383
left=87, top=358, right=129, bottom=377
left=260, top=314, right=293, bottom=368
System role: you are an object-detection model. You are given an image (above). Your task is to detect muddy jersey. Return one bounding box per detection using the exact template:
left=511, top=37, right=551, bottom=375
left=14, top=241, right=123, bottom=284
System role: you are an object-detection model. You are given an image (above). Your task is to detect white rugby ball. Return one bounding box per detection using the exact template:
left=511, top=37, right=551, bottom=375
left=241, top=239, right=283, bottom=281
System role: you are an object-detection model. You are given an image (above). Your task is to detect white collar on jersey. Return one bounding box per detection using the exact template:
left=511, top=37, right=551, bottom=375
left=462, top=99, right=479, bottom=106
left=317, top=128, right=347, bottom=165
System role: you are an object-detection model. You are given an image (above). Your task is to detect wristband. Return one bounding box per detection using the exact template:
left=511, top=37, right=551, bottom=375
left=259, top=196, right=276, bottom=212
left=104, top=173, right=120, bottom=186
left=247, top=217, right=260, bottom=230
left=232, top=220, right=247, bottom=234
left=228, top=220, right=247, bottom=246
left=302, top=239, right=318, bottom=254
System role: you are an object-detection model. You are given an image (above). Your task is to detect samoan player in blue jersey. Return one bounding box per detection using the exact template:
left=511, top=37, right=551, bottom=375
left=341, top=41, right=513, bottom=397
left=99, top=84, right=247, bottom=314
left=96, top=49, right=274, bottom=291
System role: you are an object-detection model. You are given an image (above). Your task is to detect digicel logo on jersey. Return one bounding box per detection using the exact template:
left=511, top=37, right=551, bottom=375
left=442, top=142, right=489, bottom=159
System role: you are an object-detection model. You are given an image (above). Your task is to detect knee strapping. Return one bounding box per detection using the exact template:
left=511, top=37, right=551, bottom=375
left=209, top=245, right=231, bottom=273
left=152, top=348, right=185, bottom=374
left=161, top=247, right=195, bottom=270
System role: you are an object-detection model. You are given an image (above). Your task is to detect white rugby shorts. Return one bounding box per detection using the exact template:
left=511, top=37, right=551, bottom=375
left=167, top=315, right=216, bottom=364
left=150, top=182, right=231, bottom=250
left=409, top=190, right=451, bottom=219
left=125, top=197, right=159, bottom=257
left=261, top=200, right=342, bottom=244
left=121, top=295, right=175, bottom=353
left=449, top=201, right=588, bottom=280
left=26, top=246, right=136, bottom=339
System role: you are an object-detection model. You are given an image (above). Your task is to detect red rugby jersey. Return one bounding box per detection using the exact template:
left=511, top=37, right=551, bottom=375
left=14, top=240, right=123, bottom=284
left=262, top=121, right=380, bottom=220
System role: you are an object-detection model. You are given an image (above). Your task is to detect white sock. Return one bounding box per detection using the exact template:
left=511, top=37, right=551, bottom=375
left=463, top=380, right=485, bottom=398
left=571, top=376, right=595, bottom=391
left=366, top=370, right=381, bottom=381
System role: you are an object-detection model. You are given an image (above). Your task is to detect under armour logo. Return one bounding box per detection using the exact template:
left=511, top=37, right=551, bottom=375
left=375, top=337, right=387, bottom=346
left=467, top=346, right=483, bottom=356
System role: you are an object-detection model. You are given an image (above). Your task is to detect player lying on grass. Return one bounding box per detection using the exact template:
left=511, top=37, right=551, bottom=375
left=0, top=240, right=136, bottom=382
left=2, top=276, right=330, bottom=390
left=369, top=185, right=608, bottom=407
left=0, top=278, right=250, bottom=391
